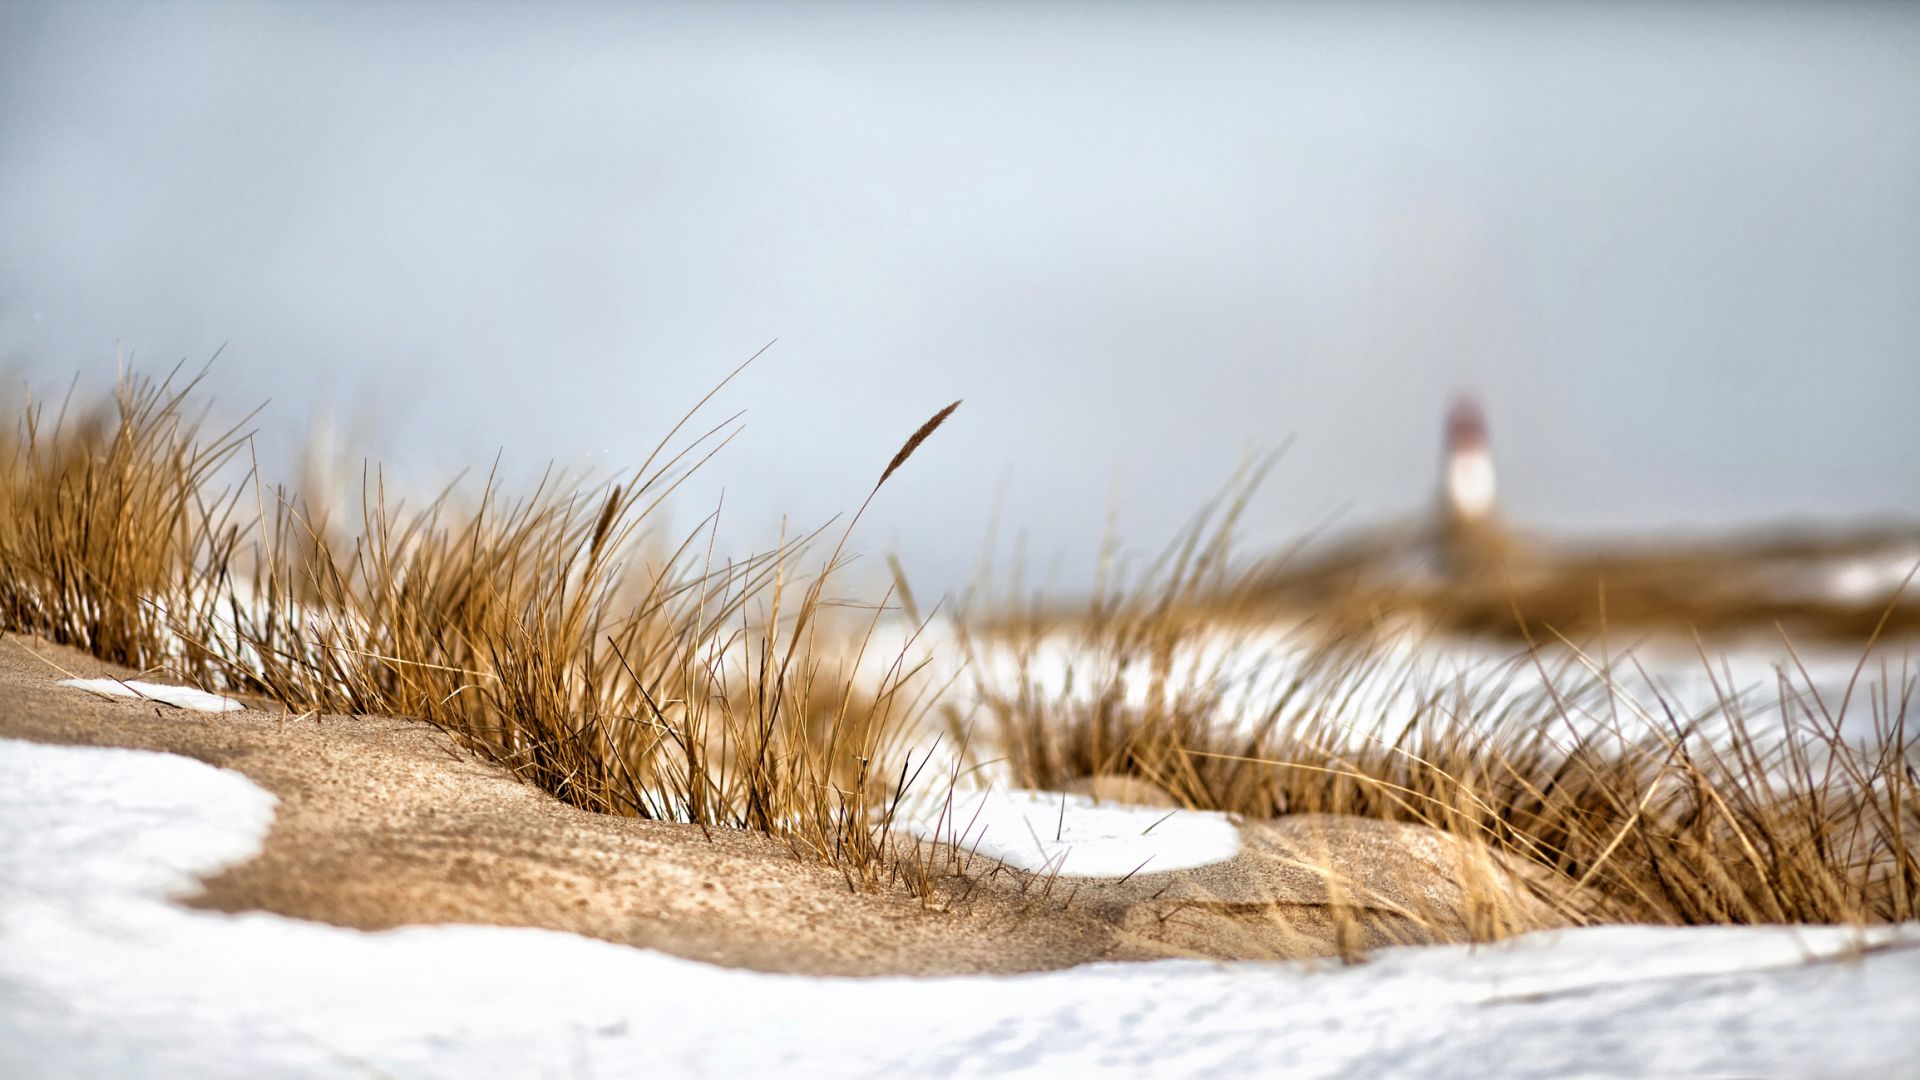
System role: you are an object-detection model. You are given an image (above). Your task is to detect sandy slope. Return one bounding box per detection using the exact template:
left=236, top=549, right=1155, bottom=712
left=0, top=634, right=1211, bottom=976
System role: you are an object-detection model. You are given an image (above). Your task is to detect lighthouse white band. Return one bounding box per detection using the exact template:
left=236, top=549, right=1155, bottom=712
left=1446, top=447, right=1496, bottom=520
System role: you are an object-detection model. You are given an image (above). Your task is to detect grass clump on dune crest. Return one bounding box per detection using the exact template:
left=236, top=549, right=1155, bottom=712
left=3, top=360, right=955, bottom=892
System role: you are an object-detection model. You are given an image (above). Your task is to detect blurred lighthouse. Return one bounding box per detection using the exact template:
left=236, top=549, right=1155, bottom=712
left=1439, top=397, right=1506, bottom=577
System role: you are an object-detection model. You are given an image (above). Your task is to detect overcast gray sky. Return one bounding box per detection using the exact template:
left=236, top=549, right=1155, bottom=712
left=3, top=1, right=1916, bottom=592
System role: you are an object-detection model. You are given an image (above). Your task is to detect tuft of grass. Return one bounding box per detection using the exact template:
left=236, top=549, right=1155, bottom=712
left=3, top=360, right=959, bottom=894
left=953, top=470, right=1920, bottom=931
left=0, top=361, right=256, bottom=673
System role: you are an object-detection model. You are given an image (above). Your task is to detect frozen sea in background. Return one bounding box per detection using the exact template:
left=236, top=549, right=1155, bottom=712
left=4, top=735, right=1920, bottom=1080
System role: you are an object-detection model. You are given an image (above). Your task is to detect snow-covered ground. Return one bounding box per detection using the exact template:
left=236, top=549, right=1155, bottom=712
left=845, top=614, right=1916, bottom=749
left=840, top=614, right=1918, bottom=825
left=4, top=736, right=1919, bottom=1079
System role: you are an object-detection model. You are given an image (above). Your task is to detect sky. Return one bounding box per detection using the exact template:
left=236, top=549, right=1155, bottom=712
left=2, top=1, right=1916, bottom=593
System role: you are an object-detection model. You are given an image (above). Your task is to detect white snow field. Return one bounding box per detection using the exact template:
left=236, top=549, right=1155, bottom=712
left=845, top=616, right=1916, bottom=745
left=853, top=617, right=1917, bottom=833
left=55, top=679, right=245, bottom=714
left=4, top=738, right=1920, bottom=1079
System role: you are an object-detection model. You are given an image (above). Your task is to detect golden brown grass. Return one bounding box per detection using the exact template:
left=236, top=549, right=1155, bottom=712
left=0, top=363, right=256, bottom=673
left=3, top=361, right=954, bottom=892
left=7, top=363, right=1917, bottom=944
left=954, top=472, right=1920, bottom=929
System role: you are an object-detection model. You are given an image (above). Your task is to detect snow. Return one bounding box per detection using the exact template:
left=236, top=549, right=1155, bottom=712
left=900, top=787, right=1241, bottom=876
left=4, top=736, right=1920, bottom=1079
left=56, top=678, right=245, bottom=713
left=851, top=614, right=1916, bottom=763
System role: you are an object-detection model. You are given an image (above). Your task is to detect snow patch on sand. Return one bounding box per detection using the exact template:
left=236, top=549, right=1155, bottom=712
left=57, top=678, right=245, bottom=713
left=0, top=740, right=275, bottom=906
left=900, top=787, right=1241, bottom=876
left=4, top=737, right=1920, bottom=1080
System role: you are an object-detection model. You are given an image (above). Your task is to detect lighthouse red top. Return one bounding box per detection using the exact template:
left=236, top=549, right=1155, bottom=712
left=1446, top=397, right=1488, bottom=454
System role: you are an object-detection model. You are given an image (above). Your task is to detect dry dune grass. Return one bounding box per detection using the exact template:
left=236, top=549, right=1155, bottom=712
left=2, top=361, right=954, bottom=891
left=0, top=364, right=256, bottom=671
left=958, top=480, right=1920, bottom=928
left=5, top=363, right=1917, bottom=949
